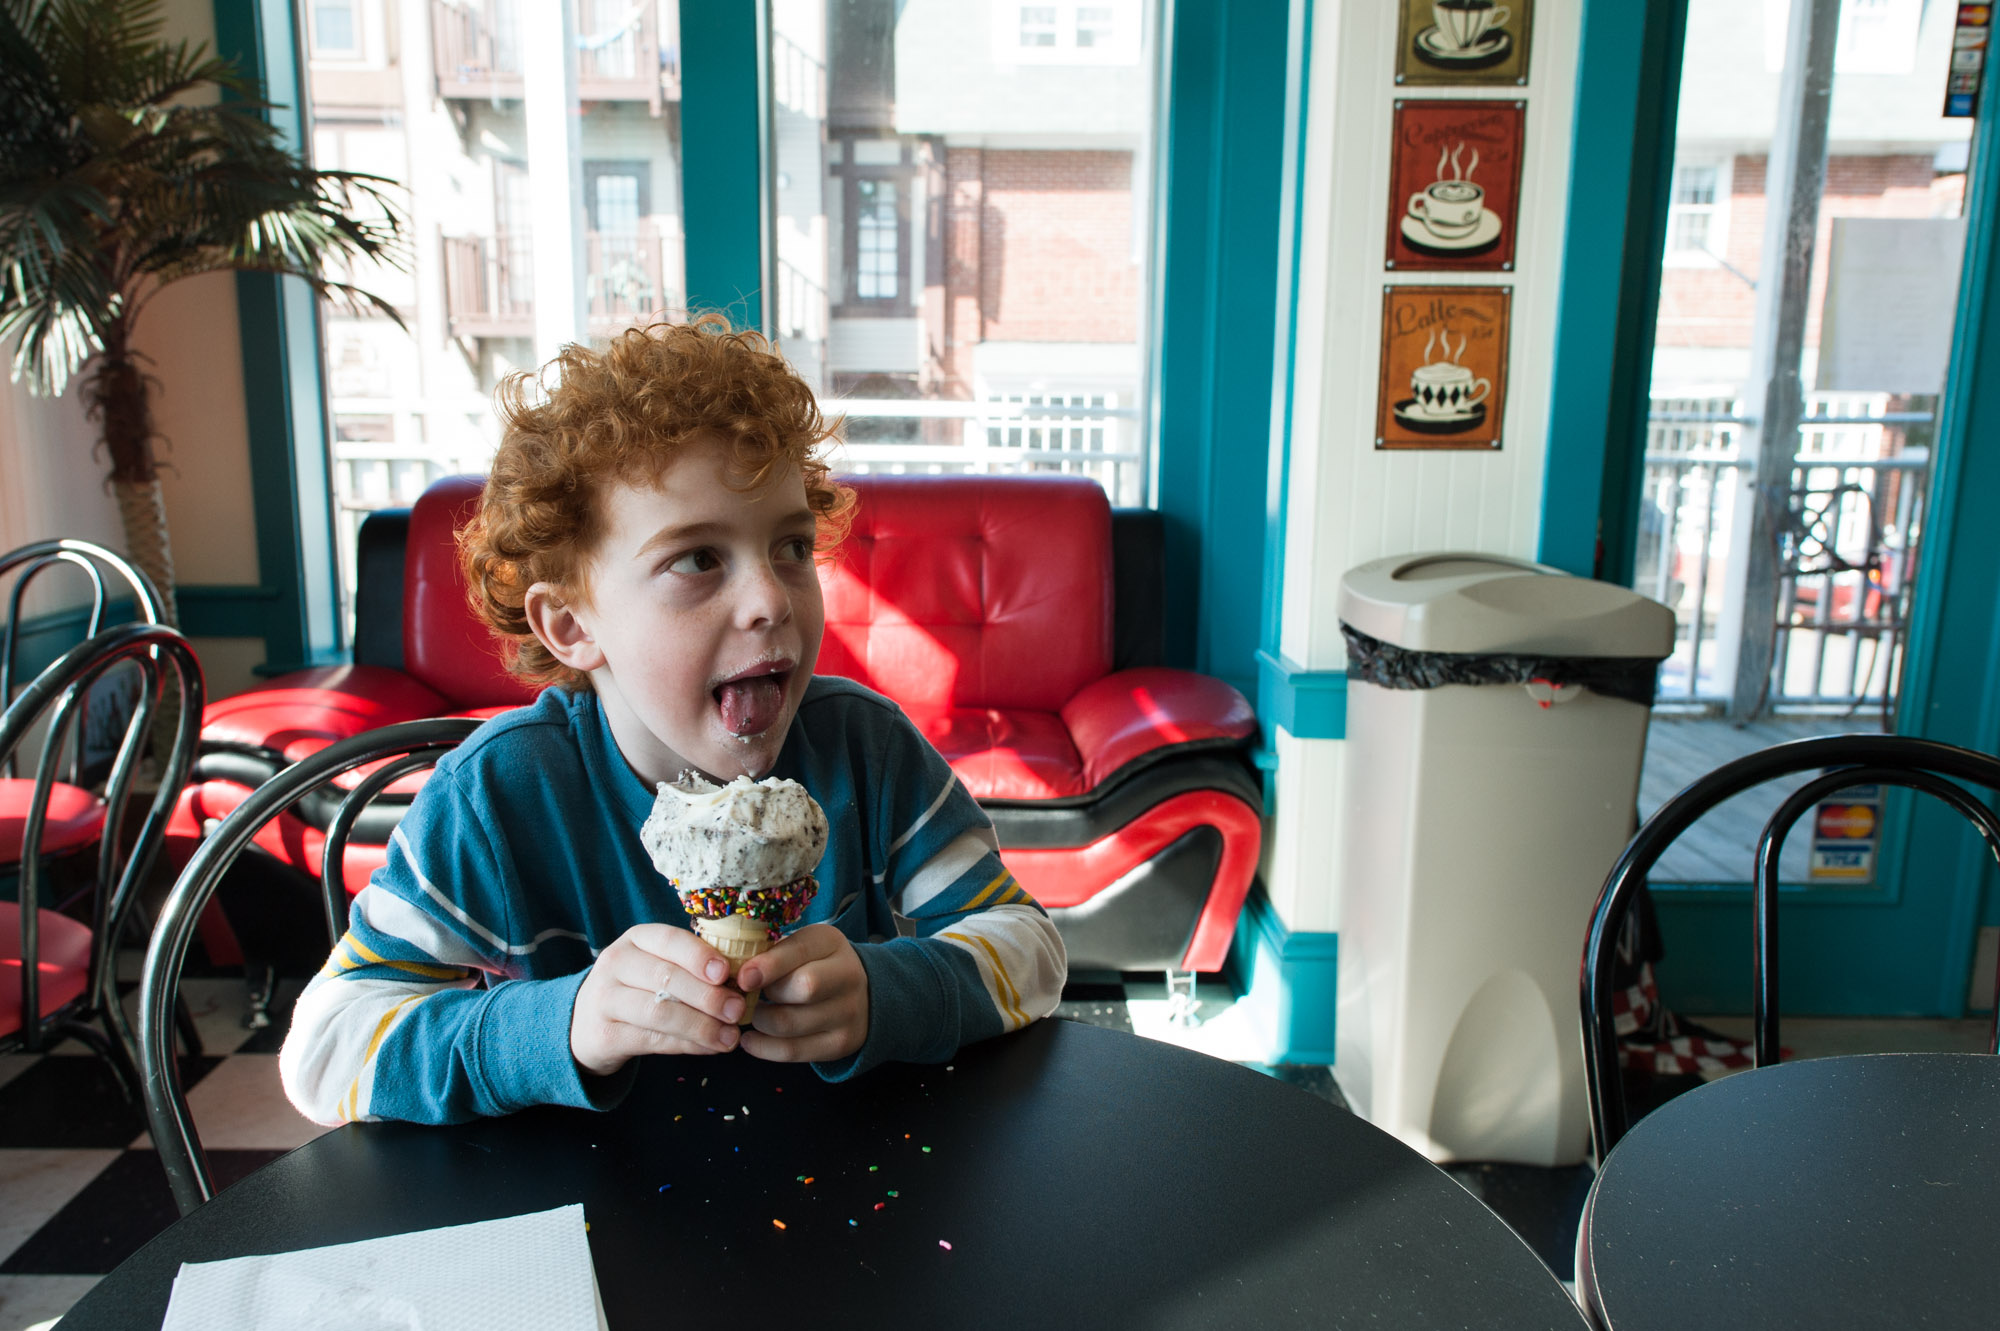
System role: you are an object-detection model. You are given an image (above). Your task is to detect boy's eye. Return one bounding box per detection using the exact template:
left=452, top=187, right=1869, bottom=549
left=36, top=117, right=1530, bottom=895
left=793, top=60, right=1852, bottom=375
left=666, top=548, right=720, bottom=575
left=777, top=536, right=813, bottom=562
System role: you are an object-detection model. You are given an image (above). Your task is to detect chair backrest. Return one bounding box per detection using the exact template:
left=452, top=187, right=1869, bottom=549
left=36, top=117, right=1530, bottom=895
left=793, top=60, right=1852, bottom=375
left=1580, top=733, right=2000, bottom=1158
left=0, top=623, right=202, bottom=1060
left=396, top=472, right=1118, bottom=716
left=819, top=473, right=1115, bottom=712
left=402, top=476, right=538, bottom=710
left=1, top=540, right=168, bottom=782
left=140, top=717, right=481, bottom=1215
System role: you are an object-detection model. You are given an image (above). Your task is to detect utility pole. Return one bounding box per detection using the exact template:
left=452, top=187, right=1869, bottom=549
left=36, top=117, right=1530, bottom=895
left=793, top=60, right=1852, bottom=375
left=1723, top=0, right=1841, bottom=721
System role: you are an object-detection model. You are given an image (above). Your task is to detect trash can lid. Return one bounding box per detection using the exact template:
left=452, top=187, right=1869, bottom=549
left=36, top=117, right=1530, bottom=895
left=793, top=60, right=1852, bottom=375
left=1338, top=552, right=1676, bottom=657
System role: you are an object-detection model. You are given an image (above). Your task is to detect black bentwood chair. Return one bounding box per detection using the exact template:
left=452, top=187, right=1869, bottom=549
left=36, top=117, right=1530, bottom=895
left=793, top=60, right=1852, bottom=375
left=140, top=717, right=481, bottom=1215
left=0, top=623, right=202, bottom=1096
left=1579, top=734, right=2000, bottom=1164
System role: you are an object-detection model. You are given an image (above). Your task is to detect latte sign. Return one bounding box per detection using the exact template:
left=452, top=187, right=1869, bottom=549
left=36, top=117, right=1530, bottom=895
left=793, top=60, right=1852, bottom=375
left=1376, top=286, right=1512, bottom=451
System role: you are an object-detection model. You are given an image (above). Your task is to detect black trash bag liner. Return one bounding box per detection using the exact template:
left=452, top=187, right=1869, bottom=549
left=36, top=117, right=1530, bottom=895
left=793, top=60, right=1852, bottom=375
left=1340, top=623, right=1665, bottom=708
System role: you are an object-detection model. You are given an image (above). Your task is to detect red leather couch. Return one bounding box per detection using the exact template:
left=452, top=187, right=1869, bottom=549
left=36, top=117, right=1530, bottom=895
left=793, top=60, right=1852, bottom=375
left=169, top=473, right=1261, bottom=976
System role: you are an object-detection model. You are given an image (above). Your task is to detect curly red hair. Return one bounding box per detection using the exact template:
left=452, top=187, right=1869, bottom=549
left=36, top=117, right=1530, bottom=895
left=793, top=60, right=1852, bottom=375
left=459, top=315, right=853, bottom=691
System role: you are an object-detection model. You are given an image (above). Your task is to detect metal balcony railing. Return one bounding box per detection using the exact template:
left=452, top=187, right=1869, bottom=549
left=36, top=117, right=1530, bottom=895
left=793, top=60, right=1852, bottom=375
left=431, top=0, right=681, bottom=111
left=828, top=397, right=1147, bottom=509
left=1640, top=394, right=1933, bottom=715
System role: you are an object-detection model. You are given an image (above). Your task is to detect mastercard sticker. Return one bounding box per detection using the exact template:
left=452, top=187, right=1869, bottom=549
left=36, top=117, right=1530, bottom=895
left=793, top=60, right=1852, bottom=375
left=1809, top=784, right=1881, bottom=882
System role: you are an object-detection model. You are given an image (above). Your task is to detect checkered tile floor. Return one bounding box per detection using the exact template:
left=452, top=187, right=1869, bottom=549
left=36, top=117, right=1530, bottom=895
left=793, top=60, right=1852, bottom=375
left=0, top=969, right=1594, bottom=1329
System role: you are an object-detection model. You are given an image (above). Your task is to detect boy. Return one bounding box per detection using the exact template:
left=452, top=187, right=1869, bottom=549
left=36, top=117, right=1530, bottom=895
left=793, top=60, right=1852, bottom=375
left=280, top=318, right=1067, bottom=1124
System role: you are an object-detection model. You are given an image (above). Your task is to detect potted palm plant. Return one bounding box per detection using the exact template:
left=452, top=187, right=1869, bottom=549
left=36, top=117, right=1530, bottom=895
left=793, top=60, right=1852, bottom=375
left=0, top=0, right=405, bottom=626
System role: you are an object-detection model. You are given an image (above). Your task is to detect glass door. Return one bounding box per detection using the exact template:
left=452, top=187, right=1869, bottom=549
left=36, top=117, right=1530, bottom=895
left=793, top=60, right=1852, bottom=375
left=1633, top=0, right=1991, bottom=1018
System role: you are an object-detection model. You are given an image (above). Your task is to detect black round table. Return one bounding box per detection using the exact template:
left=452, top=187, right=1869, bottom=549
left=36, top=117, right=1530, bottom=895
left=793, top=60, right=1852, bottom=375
left=66, top=1019, right=1584, bottom=1329
left=1579, top=1052, right=2000, bottom=1330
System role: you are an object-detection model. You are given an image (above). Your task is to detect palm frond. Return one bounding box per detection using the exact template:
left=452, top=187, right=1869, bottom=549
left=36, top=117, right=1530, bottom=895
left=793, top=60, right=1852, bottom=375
left=0, top=0, right=413, bottom=395
left=0, top=242, right=116, bottom=393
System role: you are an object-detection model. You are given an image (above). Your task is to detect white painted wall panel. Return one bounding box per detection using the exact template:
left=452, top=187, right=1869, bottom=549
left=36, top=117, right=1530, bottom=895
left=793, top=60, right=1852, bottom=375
left=1265, top=0, right=1584, bottom=935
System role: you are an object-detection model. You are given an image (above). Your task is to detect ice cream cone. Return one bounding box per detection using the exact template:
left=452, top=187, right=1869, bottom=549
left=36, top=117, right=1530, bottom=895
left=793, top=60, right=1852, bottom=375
left=693, top=913, right=774, bottom=1023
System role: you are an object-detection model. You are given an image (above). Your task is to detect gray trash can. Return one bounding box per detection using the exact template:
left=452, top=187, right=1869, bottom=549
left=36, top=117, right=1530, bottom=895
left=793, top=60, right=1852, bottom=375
left=1332, top=553, right=1674, bottom=1166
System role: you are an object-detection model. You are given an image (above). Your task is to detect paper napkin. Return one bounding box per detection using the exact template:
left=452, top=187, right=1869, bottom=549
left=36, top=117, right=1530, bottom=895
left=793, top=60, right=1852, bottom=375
left=159, top=1203, right=605, bottom=1331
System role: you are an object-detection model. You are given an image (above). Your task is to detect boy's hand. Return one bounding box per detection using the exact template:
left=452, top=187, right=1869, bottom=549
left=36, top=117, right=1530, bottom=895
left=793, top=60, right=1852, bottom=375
left=736, top=924, right=870, bottom=1064
left=570, top=924, right=746, bottom=1077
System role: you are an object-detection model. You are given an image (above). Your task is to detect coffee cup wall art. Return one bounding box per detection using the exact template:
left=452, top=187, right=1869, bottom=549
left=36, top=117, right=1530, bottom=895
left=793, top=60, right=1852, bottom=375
left=1377, top=286, right=1512, bottom=450
left=1386, top=99, right=1525, bottom=271
left=1397, top=0, right=1533, bottom=86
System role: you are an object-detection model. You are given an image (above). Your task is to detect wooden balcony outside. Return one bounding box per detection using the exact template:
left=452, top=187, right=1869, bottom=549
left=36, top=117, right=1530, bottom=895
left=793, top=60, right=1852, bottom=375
left=431, top=0, right=682, bottom=112
left=442, top=224, right=683, bottom=340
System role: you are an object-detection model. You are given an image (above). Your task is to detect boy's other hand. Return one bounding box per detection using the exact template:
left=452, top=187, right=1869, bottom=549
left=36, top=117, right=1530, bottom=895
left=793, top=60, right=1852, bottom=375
left=570, top=924, right=747, bottom=1077
left=736, top=924, right=870, bottom=1064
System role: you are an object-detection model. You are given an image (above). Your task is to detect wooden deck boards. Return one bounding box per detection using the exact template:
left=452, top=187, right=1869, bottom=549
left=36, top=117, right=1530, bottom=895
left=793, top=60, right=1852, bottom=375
left=1638, top=715, right=1887, bottom=884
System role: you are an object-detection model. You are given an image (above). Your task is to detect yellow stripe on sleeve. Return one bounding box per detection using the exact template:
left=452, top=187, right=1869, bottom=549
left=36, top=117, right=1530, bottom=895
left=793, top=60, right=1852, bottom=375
left=329, top=933, right=472, bottom=981
left=944, top=930, right=1029, bottom=1029
left=962, top=870, right=1014, bottom=912
left=339, top=993, right=424, bottom=1122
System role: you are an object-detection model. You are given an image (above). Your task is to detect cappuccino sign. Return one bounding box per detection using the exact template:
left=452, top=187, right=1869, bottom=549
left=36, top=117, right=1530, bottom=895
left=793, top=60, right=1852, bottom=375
left=1377, top=286, right=1511, bottom=450
left=1386, top=100, right=1525, bottom=272
left=1397, top=0, right=1533, bottom=86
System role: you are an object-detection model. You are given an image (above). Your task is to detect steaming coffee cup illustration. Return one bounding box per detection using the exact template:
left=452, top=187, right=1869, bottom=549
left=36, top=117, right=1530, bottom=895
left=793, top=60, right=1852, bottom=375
left=1403, top=329, right=1490, bottom=423
left=1410, top=361, right=1491, bottom=417
left=1432, top=0, right=1510, bottom=53
left=1409, top=179, right=1486, bottom=240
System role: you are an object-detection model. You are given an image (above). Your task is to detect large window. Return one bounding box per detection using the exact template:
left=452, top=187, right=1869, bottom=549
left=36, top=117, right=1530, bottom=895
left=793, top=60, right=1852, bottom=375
left=1640, top=0, right=1971, bottom=729
left=770, top=0, right=1158, bottom=507
left=300, top=0, right=686, bottom=627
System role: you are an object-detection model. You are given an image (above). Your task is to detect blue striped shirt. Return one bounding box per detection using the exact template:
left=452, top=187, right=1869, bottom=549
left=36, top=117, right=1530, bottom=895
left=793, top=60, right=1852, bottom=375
left=279, top=678, right=1066, bottom=1124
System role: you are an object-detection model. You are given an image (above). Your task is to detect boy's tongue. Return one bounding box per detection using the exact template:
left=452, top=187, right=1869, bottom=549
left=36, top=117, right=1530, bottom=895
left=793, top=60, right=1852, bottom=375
left=717, top=674, right=784, bottom=736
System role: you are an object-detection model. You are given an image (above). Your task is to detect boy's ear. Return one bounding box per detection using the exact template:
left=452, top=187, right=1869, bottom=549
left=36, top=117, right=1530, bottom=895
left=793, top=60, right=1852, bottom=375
left=523, top=582, right=606, bottom=673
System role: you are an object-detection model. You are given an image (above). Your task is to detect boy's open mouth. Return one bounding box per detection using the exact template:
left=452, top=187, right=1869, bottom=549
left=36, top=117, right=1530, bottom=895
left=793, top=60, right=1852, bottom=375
left=713, top=659, right=793, bottom=736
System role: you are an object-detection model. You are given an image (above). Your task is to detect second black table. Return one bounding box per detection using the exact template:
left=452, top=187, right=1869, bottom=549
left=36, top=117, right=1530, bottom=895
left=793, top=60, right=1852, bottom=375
left=1580, top=1051, right=2000, bottom=1329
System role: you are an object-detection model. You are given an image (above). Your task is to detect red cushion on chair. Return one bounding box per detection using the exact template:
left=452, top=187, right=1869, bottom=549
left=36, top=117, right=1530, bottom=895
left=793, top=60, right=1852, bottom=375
left=404, top=476, right=538, bottom=711
left=819, top=475, right=1113, bottom=713
left=0, top=903, right=93, bottom=1034
left=908, top=707, right=1088, bottom=801
left=0, top=780, right=106, bottom=863
left=173, top=778, right=388, bottom=899
left=200, top=665, right=454, bottom=756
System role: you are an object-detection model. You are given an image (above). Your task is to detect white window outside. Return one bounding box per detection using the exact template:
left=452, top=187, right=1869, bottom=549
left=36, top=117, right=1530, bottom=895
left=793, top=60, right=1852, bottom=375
left=310, top=0, right=363, bottom=58
left=1664, top=158, right=1732, bottom=267
left=992, top=0, right=1142, bottom=65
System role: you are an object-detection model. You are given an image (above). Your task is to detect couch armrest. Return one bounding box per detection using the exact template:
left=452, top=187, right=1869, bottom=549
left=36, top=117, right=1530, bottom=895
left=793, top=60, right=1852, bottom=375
left=1059, top=667, right=1257, bottom=791
left=199, top=665, right=453, bottom=760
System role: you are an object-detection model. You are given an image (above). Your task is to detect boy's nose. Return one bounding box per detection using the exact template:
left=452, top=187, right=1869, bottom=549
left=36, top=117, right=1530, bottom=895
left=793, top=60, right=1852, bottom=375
left=736, top=561, right=795, bottom=628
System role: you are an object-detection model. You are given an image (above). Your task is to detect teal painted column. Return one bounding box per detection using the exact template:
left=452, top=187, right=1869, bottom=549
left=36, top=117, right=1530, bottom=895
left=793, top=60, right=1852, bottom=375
left=679, top=1, right=768, bottom=331
left=1155, top=0, right=1289, bottom=701
left=1537, top=0, right=1688, bottom=584
left=210, top=0, right=342, bottom=669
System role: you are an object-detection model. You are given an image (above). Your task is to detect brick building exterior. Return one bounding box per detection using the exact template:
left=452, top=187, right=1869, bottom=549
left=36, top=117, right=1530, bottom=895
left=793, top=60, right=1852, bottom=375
left=1657, top=153, right=1967, bottom=357
left=937, top=148, right=1139, bottom=392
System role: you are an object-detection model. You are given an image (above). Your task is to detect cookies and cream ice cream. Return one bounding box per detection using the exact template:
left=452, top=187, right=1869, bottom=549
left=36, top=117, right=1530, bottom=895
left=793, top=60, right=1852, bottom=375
left=640, top=773, right=827, bottom=1021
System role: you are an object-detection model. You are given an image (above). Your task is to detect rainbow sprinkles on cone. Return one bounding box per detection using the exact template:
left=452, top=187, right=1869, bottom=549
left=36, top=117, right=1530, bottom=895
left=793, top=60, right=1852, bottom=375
left=640, top=773, right=828, bottom=1022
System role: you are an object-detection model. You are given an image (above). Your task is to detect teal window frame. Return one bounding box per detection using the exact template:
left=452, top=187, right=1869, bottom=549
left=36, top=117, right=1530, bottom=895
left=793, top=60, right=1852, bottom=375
left=210, top=0, right=1295, bottom=699
left=198, top=0, right=343, bottom=672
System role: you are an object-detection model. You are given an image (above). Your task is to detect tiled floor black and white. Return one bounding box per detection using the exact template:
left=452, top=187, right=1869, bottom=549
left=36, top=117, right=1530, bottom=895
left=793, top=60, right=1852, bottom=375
left=2, top=959, right=1989, bottom=1330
